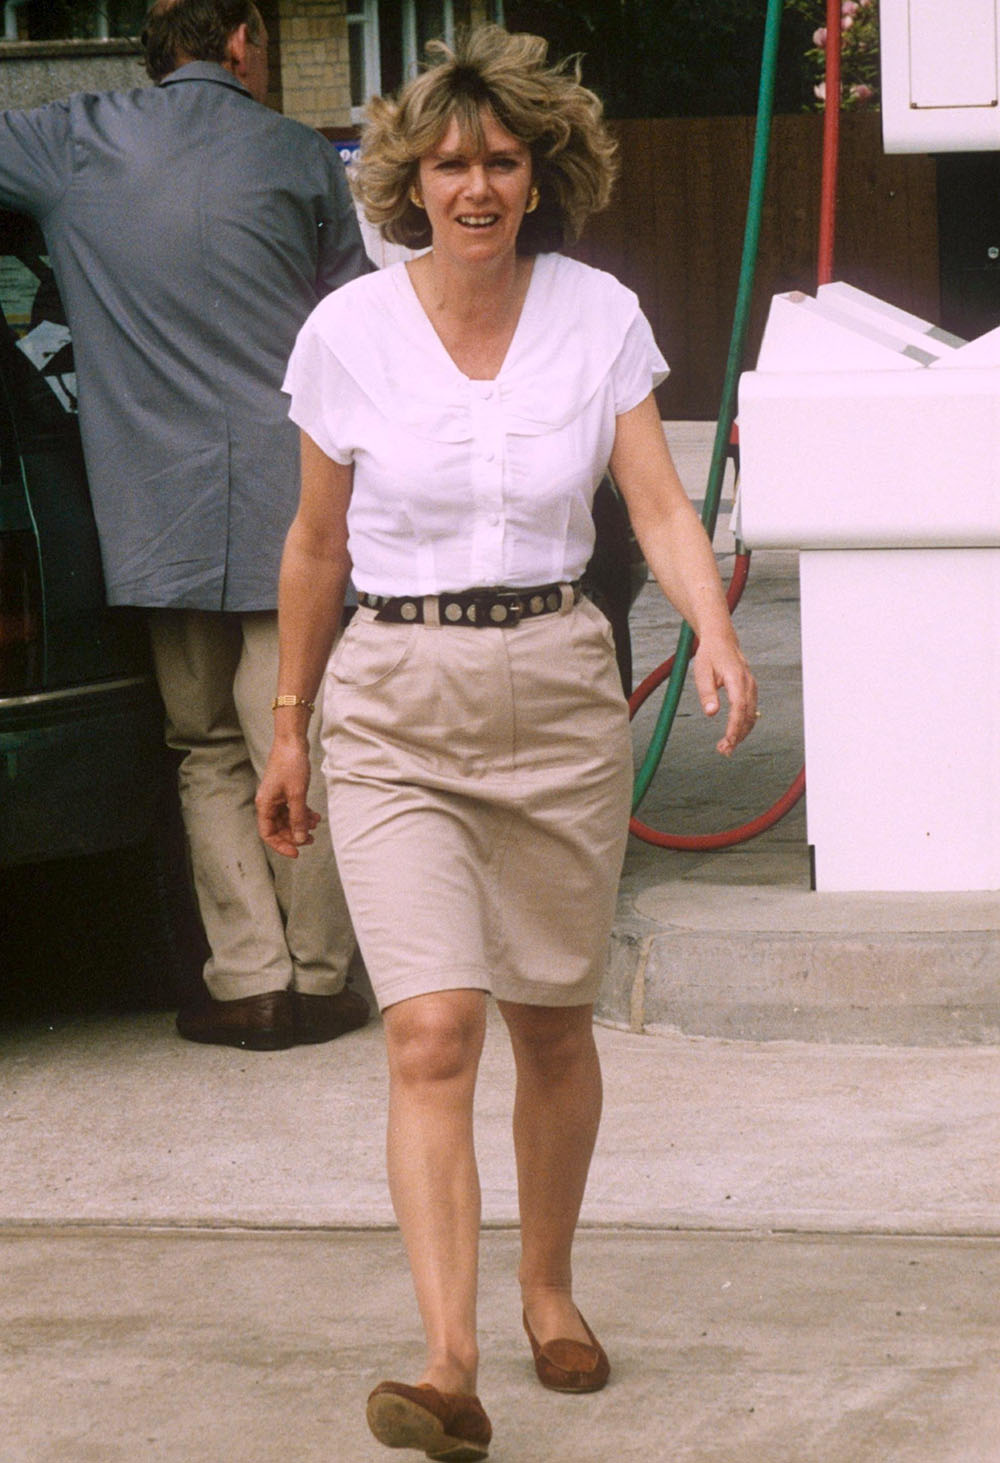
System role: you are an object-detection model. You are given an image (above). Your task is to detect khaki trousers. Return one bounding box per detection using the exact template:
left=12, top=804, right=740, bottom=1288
left=149, top=609, right=355, bottom=1001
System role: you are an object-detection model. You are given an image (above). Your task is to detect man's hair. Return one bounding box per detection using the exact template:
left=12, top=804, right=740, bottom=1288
left=355, top=24, right=618, bottom=255
left=142, top=0, right=262, bottom=83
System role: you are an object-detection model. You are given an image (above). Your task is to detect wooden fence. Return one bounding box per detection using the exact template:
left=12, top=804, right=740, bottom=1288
left=570, top=114, right=939, bottom=420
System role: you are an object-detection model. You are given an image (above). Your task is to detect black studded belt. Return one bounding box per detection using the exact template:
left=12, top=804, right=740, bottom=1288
left=357, top=581, right=581, bottom=627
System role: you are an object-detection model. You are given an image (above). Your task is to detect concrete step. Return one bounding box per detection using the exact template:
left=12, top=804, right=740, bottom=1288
left=602, top=882, right=1000, bottom=1045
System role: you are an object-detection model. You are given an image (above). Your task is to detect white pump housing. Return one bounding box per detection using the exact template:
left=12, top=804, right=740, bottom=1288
left=737, top=285, right=1000, bottom=892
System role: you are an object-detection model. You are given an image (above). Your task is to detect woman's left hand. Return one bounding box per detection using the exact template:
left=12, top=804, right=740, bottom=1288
left=691, top=636, right=759, bottom=757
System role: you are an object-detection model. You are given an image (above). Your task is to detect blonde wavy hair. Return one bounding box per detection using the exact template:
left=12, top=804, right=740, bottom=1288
left=354, top=25, right=618, bottom=254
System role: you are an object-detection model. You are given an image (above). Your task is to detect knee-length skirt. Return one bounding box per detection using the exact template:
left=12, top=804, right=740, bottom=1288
left=321, top=594, right=633, bottom=1011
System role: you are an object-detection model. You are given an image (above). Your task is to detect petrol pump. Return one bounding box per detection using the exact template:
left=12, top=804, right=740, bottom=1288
left=735, top=0, right=1000, bottom=893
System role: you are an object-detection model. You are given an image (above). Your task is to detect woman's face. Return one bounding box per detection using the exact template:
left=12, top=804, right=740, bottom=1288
left=416, top=106, right=533, bottom=267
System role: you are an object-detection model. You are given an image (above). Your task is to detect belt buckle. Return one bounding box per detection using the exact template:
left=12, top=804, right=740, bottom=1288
left=470, top=590, right=522, bottom=626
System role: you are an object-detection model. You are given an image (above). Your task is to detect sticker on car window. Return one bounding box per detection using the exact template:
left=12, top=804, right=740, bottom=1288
left=15, top=321, right=77, bottom=413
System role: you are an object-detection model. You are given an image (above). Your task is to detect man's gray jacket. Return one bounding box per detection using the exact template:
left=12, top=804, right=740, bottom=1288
left=0, top=63, right=369, bottom=610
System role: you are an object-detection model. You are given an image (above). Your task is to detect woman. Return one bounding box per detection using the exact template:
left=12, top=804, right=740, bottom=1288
left=257, top=24, right=757, bottom=1461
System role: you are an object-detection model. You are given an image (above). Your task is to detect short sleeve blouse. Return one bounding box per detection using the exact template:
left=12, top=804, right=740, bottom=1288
left=283, top=252, right=668, bottom=596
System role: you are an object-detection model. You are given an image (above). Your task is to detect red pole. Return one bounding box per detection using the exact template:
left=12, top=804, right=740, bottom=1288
left=817, top=0, right=842, bottom=286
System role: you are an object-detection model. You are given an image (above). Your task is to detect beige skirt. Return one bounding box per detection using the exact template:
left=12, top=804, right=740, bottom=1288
left=321, top=594, right=632, bottom=1011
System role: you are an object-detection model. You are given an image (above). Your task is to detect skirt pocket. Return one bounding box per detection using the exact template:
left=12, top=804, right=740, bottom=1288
left=329, top=621, right=416, bottom=689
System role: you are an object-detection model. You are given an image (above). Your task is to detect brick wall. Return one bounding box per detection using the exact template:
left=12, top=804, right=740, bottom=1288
left=276, top=0, right=351, bottom=128
left=276, top=1, right=500, bottom=128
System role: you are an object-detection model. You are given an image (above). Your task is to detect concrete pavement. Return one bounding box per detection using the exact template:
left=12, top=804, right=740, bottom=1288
left=2, top=421, right=999, bottom=1461
left=5, top=1223, right=1000, bottom=1462
left=3, top=1012, right=1000, bottom=1461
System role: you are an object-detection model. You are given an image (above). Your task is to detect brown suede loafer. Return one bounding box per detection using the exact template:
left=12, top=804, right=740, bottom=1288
left=290, top=987, right=370, bottom=1045
left=175, top=990, right=294, bottom=1051
left=523, top=1309, right=610, bottom=1393
left=366, top=1380, right=491, bottom=1461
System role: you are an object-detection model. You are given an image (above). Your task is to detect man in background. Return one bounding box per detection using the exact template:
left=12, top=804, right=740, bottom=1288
left=0, top=0, right=371, bottom=1050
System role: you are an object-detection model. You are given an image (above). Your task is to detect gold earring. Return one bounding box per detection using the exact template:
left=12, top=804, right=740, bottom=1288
left=409, top=185, right=424, bottom=209
left=525, top=185, right=539, bottom=214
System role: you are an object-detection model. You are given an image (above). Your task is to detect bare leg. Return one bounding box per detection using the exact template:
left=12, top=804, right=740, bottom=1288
left=497, top=1000, right=602, bottom=1347
left=382, top=989, right=488, bottom=1395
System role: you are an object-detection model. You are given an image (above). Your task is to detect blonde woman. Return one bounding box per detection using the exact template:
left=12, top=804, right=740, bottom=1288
left=257, top=25, right=757, bottom=1460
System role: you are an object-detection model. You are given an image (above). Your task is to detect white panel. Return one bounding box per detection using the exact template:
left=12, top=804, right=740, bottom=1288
left=817, top=282, right=965, bottom=353
left=882, top=0, right=1000, bottom=150
left=800, top=550, right=1000, bottom=891
left=931, top=324, right=1000, bottom=368
left=909, top=0, right=997, bottom=108
left=754, top=293, right=926, bottom=374
left=737, top=368, right=1000, bottom=549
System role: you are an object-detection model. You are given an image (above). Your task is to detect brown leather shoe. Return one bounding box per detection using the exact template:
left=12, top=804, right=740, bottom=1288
left=366, top=1380, right=491, bottom=1461
left=523, top=1309, right=610, bottom=1393
left=175, top=990, right=294, bottom=1051
left=290, top=987, right=370, bottom=1045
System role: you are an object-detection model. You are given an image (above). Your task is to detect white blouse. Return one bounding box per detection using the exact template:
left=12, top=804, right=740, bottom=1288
left=283, top=252, right=668, bottom=596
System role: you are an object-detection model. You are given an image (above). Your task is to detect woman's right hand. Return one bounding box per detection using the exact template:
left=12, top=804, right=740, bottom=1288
left=255, top=737, right=321, bottom=858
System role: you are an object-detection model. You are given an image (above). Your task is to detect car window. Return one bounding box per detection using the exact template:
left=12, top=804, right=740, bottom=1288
left=0, top=211, right=78, bottom=428
left=0, top=210, right=152, bottom=696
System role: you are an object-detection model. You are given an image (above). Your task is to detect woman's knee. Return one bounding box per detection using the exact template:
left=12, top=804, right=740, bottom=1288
left=499, top=1001, right=597, bottom=1070
left=385, top=990, right=486, bottom=1087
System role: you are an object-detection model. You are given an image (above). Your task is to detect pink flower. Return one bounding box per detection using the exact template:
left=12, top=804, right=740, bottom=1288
left=850, top=83, right=875, bottom=102
left=841, top=13, right=853, bottom=29
left=813, top=26, right=827, bottom=45
left=841, top=1, right=859, bottom=13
